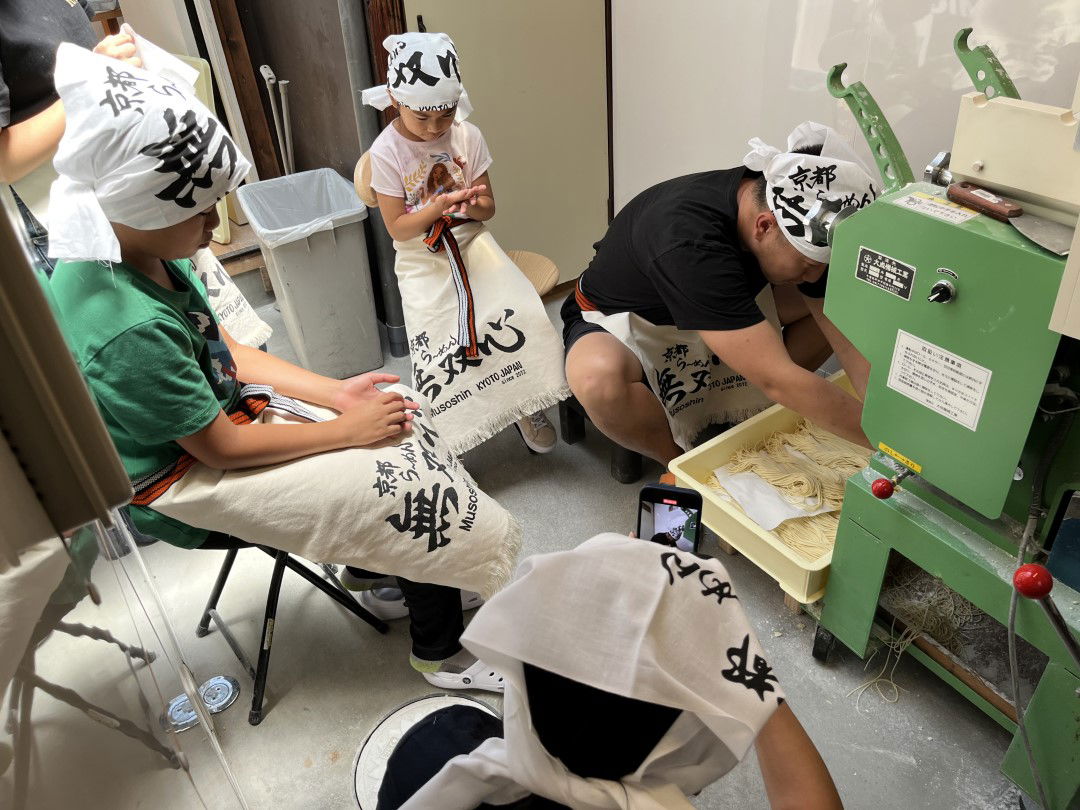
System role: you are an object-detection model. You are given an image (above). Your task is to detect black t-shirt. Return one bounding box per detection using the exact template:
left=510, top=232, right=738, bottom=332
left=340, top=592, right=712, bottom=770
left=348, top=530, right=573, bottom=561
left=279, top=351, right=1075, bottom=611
left=579, top=167, right=826, bottom=332
left=0, top=0, right=96, bottom=127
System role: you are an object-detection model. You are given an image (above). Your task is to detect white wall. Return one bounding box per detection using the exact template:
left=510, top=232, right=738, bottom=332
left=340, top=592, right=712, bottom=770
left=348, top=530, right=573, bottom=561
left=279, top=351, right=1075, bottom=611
left=613, top=0, right=1080, bottom=211
left=120, top=0, right=198, bottom=55
left=404, top=0, right=610, bottom=282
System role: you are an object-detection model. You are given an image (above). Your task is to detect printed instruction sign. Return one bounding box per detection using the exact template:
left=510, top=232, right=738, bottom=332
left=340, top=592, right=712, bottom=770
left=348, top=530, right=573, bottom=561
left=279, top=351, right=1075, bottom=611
left=891, top=191, right=979, bottom=225
left=886, top=330, right=992, bottom=431
left=856, top=246, right=916, bottom=300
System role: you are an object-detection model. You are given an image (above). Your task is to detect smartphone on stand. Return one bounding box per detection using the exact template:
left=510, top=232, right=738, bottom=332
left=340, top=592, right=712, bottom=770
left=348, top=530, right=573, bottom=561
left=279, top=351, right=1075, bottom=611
left=637, top=484, right=703, bottom=553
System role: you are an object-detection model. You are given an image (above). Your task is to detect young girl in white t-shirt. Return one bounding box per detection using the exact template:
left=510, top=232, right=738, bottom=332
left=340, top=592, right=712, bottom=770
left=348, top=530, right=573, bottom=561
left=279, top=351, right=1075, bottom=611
left=362, top=32, right=561, bottom=455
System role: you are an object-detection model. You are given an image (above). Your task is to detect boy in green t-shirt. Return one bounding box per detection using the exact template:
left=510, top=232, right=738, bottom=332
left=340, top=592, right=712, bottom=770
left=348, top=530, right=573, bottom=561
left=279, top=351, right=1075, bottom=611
left=44, top=41, right=507, bottom=693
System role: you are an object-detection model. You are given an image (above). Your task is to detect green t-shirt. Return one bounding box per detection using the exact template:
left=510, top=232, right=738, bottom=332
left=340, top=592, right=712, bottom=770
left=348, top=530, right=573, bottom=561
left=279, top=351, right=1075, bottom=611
left=50, top=258, right=241, bottom=547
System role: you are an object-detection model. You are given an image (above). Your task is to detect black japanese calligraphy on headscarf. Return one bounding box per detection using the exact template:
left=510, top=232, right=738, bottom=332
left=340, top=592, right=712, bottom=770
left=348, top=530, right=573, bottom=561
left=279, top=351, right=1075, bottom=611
left=743, top=121, right=878, bottom=263
left=48, top=41, right=251, bottom=263
left=361, top=32, right=473, bottom=120
left=139, top=109, right=241, bottom=209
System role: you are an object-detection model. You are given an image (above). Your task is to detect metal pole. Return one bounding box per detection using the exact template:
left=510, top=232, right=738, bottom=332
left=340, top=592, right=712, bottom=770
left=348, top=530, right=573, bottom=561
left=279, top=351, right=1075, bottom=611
left=278, top=79, right=296, bottom=174
left=259, top=65, right=288, bottom=175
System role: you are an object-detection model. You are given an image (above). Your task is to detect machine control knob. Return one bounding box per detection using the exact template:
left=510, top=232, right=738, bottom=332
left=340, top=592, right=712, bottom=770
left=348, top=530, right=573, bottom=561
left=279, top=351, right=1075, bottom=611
left=871, top=478, right=895, bottom=499
left=923, top=150, right=953, bottom=187
left=928, top=280, right=956, bottom=303
left=1014, top=564, right=1054, bottom=600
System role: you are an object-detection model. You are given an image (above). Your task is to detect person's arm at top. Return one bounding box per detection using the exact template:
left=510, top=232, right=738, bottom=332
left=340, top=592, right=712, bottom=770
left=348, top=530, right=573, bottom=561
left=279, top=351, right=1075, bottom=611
left=376, top=183, right=488, bottom=242
left=755, top=703, right=843, bottom=810
left=0, top=33, right=141, bottom=183
left=699, top=321, right=869, bottom=448
left=800, top=295, right=870, bottom=401
left=175, top=326, right=417, bottom=470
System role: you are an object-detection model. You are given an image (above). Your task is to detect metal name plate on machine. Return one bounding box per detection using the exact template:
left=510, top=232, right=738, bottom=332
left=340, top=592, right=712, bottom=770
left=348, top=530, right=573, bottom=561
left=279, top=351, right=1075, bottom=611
left=825, top=182, right=1065, bottom=518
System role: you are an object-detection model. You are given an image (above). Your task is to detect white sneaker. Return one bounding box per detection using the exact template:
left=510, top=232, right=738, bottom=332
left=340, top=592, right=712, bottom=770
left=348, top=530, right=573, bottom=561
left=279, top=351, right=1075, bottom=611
left=515, top=410, right=556, bottom=454
left=339, top=569, right=395, bottom=592
left=359, top=588, right=483, bottom=620
left=357, top=587, right=409, bottom=620
left=461, top=591, right=484, bottom=611
left=423, top=658, right=505, bottom=693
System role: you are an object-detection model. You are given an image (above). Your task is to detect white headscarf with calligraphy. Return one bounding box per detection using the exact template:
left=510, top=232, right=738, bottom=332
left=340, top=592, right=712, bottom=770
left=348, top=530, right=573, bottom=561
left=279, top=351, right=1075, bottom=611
left=743, top=121, right=877, bottom=263
left=47, top=35, right=250, bottom=263
left=400, top=533, right=784, bottom=809
left=361, top=32, right=473, bottom=121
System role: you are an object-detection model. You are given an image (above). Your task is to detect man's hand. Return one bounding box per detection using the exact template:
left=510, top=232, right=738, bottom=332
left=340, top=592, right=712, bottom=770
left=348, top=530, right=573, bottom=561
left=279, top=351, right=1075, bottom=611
left=332, top=372, right=419, bottom=415
left=437, top=184, right=488, bottom=217
left=700, top=321, right=869, bottom=448
left=93, top=33, right=143, bottom=68
left=801, top=295, right=870, bottom=401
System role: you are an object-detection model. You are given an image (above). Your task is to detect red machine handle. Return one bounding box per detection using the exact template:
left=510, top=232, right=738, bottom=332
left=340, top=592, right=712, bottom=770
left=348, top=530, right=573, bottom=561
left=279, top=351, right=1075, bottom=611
left=1014, top=563, right=1054, bottom=600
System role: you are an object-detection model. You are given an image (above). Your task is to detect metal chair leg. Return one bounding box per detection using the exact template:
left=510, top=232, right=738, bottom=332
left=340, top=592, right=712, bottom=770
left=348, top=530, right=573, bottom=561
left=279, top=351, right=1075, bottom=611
left=249, top=551, right=287, bottom=726
left=11, top=672, right=34, bottom=810
left=260, top=548, right=388, bottom=634
left=319, top=564, right=353, bottom=597
left=6, top=675, right=21, bottom=734
left=197, top=548, right=238, bottom=638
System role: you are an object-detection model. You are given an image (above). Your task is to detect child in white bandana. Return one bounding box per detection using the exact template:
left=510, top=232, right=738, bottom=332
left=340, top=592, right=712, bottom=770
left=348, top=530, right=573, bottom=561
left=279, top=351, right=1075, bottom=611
left=363, top=32, right=566, bottom=456
left=45, top=39, right=512, bottom=695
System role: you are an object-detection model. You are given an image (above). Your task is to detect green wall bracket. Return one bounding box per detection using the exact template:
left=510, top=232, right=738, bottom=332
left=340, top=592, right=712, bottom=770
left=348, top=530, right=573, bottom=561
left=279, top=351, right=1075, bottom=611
left=954, top=27, right=1021, bottom=101
left=827, top=63, right=914, bottom=194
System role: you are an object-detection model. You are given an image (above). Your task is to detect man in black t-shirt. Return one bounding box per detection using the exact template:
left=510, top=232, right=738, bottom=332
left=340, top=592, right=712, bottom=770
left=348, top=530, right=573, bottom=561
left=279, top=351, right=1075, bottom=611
left=562, top=122, right=876, bottom=464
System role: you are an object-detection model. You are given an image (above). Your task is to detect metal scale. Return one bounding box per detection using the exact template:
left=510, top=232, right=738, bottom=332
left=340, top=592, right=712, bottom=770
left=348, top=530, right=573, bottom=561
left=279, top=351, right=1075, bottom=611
left=807, top=30, right=1080, bottom=808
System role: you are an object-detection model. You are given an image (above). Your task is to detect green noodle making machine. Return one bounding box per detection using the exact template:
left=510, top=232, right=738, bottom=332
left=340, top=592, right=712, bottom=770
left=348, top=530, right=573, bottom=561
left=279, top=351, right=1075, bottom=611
left=806, top=29, right=1080, bottom=809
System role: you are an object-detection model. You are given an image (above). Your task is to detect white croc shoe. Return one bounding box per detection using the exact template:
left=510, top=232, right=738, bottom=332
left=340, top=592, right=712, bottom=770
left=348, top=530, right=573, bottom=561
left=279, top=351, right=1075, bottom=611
left=423, top=659, right=505, bottom=693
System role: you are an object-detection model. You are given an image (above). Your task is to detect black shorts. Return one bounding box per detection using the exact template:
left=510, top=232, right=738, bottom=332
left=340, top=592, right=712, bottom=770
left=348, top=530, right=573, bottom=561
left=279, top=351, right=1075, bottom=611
left=560, top=290, right=607, bottom=354
left=560, top=291, right=650, bottom=385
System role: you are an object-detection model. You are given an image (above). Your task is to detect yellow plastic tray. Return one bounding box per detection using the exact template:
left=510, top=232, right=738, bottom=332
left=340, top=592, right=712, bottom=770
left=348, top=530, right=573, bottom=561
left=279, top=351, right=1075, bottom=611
left=669, top=372, right=854, bottom=604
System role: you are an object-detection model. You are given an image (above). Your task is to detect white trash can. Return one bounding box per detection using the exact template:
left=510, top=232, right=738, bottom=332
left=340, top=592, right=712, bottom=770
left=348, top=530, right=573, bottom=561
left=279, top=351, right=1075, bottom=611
left=237, top=168, right=383, bottom=378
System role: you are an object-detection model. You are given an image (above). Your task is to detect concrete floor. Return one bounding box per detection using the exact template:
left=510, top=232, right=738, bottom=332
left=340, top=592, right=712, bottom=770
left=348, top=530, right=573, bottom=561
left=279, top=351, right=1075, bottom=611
left=5, top=282, right=1025, bottom=809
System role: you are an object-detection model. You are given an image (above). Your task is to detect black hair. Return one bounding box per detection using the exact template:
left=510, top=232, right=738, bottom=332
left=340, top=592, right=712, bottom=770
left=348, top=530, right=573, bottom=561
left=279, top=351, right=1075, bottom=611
left=752, top=142, right=824, bottom=211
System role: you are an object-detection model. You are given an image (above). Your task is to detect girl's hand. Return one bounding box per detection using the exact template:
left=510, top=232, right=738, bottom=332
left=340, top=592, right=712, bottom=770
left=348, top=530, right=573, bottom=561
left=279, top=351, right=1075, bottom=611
left=435, top=184, right=487, bottom=217
left=335, top=391, right=415, bottom=447
left=332, top=372, right=419, bottom=416
left=94, top=33, right=143, bottom=68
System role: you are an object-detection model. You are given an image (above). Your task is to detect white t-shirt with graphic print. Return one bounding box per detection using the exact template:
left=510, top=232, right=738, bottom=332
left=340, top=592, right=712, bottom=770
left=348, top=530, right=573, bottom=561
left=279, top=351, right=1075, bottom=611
left=368, top=119, right=492, bottom=214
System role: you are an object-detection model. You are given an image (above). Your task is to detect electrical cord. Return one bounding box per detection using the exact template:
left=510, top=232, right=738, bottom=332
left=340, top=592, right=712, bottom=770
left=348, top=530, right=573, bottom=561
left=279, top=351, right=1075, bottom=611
left=1008, top=412, right=1074, bottom=809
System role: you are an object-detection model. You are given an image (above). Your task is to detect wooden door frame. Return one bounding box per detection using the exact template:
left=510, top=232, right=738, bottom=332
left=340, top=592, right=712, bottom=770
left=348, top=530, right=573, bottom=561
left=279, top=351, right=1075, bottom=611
left=205, top=0, right=283, bottom=178
left=364, top=0, right=407, bottom=129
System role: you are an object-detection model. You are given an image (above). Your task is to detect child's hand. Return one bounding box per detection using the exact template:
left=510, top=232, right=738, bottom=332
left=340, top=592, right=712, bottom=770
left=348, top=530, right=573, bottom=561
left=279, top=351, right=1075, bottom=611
left=94, top=33, right=143, bottom=68
left=436, top=184, right=487, bottom=218
left=333, top=372, right=420, bottom=415
left=336, top=390, right=415, bottom=447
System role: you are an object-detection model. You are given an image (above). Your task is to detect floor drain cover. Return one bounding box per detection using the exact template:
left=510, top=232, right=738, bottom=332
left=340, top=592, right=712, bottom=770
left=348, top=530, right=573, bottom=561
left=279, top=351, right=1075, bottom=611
left=161, top=675, right=241, bottom=732
left=201, top=675, right=241, bottom=713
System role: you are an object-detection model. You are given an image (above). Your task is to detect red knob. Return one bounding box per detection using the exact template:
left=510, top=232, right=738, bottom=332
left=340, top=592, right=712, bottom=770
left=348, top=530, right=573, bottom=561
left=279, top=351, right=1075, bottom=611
left=1013, top=564, right=1053, bottom=600
left=871, top=478, right=895, bottom=499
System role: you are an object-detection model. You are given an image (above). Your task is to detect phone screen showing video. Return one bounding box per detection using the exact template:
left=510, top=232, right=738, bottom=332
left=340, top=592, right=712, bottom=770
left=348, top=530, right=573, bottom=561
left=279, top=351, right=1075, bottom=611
left=638, top=497, right=700, bottom=553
